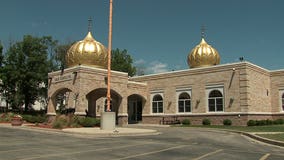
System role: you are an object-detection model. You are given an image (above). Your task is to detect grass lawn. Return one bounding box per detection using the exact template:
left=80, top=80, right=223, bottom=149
left=256, top=133, right=284, bottom=142
left=180, top=125, right=284, bottom=132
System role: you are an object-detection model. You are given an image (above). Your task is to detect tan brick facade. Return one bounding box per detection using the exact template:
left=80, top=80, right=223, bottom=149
left=129, top=62, right=284, bottom=126
left=47, top=62, right=284, bottom=126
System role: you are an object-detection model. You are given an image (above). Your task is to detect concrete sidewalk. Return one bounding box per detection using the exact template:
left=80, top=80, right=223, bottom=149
left=62, top=127, right=159, bottom=136
left=0, top=123, right=160, bottom=137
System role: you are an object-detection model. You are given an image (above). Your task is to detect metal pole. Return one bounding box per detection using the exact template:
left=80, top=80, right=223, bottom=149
left=106, top=0, right=113, bottom=112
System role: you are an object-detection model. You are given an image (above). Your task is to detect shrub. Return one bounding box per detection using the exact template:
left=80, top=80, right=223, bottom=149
left=202, top=118, right=211, bottom=125
left=22, top=115, right=47, bottom=123
left=181, top=119, right=191, bottom=125
left=52, top=120, right=65, bottom=129
left=78, top=117, right=100, bottom=127
left=274, top=119, right=284, bottom=125
left=0, top=113, right=15, bottom=122
left=247, top=119, right=284, bottom=126
left=256, top=120, right=267, bottom=126
left=52, top=116, right=68, bottom=129
left=266, top=119, right=273, bottom=125
left=247, top=120, right=256, bottom=126
left=67, top=115, right=81, bottom=127
left=223, top=119, right=232, bottom=126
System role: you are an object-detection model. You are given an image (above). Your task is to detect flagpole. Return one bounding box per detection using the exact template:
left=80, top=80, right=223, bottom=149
left=106, top=0, right=113, bottom=112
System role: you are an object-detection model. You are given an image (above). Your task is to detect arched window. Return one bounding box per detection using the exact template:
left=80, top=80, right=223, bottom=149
left=282, top=93, right=284, bottom=111
left=208, top=90, right=223, bottom=112
left=152, top=94, right=163, bottom=113
left=178, top=92, right=191, bottom=113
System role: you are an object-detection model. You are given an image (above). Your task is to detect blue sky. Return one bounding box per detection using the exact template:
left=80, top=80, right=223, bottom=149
left=1, top=0, right=284, bottom=74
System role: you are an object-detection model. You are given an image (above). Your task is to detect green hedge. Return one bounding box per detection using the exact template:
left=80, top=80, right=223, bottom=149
left=51, top=115, right=101, bottom=129
left=52, top=117, right=68, bottom=129
left=0, top=113, right=15, bottom=122
left=181, top=119, right=191, bottom=125
left=223, top=119, right=232, bottom=126
left=247, top=119, right=284, bottom=126
left=78, top=117, right=100, bottom=127
left=202, top=118, right=211, bottom=125
left=22, top=115, right=47, bottom=123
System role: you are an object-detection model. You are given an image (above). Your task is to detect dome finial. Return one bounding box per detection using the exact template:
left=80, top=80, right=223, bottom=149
left=187, top=28, right=220, bottom=68
left=88, top=17, right=92, bottom=32
left=65, top=17, right=108, bottom=69
left=201, top=25, right=206, bottom=39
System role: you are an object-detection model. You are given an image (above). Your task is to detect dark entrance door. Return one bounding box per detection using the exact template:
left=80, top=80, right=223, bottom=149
left=128, top=100, right=142, bottom=124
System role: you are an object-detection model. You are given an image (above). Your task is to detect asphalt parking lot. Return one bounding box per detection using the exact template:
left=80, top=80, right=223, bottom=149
left=0, top=126, right=284, bottom=160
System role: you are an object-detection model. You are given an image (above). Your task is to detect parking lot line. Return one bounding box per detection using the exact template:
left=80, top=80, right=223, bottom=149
left=192, top=149, right=223, bottom=160
left=18, top=142, right=155, bottom=160
left=111, top=145, right=187, bottom=160
left=259, top=153, right=270, bottom=160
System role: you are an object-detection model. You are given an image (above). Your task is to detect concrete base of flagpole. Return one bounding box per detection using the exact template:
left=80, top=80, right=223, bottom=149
left=100, top=112, right=116, bottom=130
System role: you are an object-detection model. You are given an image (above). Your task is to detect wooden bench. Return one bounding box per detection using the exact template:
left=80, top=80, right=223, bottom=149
left=161, top=116, right=180, bottom=125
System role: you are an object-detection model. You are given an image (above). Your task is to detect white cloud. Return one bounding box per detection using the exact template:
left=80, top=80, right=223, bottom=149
left=134, top=59, right=146, bottom=65
left=147, top=61, right=169, bottom=74
left=134, top=59, right=169, bottom=75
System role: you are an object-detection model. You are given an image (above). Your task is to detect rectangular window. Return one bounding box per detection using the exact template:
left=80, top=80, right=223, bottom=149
left=152, top=102, right=157, bottom=113
left=185, top=100, right=191, bottom=112
left=208, top=99, right=215, bottom=112
left=178, top=101, right=184, bottom=112
left=216, top=98, right=223, bottom=111
left=282, top=99, right=284, bottom=111
left=158, top=102, right=163, bottom=113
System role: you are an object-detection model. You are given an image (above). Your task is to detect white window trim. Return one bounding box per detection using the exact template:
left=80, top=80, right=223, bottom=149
left=279, top=90, right=284, bottom=112
left=150, top=92, right=164, bottom=114
left=176, top=88, right=192, bottom=114
left=206, top=86, right=224, bottom=112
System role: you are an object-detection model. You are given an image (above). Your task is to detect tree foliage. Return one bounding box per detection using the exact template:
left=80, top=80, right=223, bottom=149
left=1, top=35, right=57, bottom=111
left=111, top=48, right=136, bottom=76
left=0, top=36, right=137, bottom=112
left=54, top=43, right=73, bottom=69
left=0, top=42, right=3, bottom=67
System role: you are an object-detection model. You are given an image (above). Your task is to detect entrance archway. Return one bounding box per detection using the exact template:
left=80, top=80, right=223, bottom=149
left=128, top=94, right=145, bottom=124
left=51, top=88, right=75, bottom=114
left=86, top=88, right=122, bottom=121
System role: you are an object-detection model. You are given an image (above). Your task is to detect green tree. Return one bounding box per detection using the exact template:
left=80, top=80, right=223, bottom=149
left=1, top=35, right=57, bottom=111
left=111, top=48, right=136, bottom=76
left=54, top=43, right=73, bottom=69
left=0, top=42, right=3, bottom=67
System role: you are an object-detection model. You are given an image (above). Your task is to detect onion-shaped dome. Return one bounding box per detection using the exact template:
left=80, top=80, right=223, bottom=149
left=65, top=31, right=108, bottom=68
left=187, top=38, right=220, bottom=68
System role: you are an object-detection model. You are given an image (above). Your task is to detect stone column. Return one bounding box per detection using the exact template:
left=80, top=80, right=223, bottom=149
left=117, top=96, right=128, bottom=126
left=47, top=96, right=56, bottom=116
left=75, top=94, right=87, bottom=116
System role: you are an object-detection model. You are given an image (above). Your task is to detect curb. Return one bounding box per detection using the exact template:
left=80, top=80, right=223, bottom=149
left=61, top=128, right=160, bottom=137
left=181, top=127, right=284, bottom=147
left=206, top=128, right=284, bottom=147
left=235, top=131, right=284, bottom=147
left=0, top=124, right=160, bottom=137
left=1, top=124, right=283, bottom=146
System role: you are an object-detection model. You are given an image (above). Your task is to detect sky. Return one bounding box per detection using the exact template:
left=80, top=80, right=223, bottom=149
left=1, top=0, right=284, bottom=74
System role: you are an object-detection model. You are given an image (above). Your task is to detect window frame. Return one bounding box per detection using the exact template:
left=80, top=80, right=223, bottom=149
left=151, top=93, right=164, bottom=114
left=177, top=92, right=191, bottom=113
left=282, top=93, right=284, bottom=111
left=280, top=90, right=284, bottom=112
left=206, top=86, right=224, bottom=112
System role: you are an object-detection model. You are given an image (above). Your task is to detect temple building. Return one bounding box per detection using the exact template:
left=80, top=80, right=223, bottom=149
left=47, top=28, right=284, bottom=126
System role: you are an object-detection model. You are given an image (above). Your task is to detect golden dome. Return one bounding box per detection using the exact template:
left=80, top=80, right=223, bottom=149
left=65, top=31, right=108, bottom=68
left=187, top=38, right=220, bottom=68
